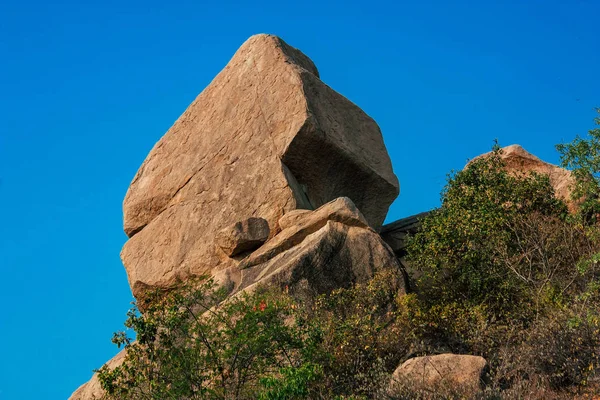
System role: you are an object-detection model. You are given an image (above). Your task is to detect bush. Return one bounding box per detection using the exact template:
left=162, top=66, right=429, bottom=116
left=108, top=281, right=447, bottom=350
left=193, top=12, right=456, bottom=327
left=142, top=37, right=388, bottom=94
left=556, top=108, right=600, bottom=224
left=97, top=271, right=411, bottom=399
left=404, top=142, right=600, bottom=397
left=407, top=145, right=568, bottom=316
left=97, top=280, right=325, bottom=399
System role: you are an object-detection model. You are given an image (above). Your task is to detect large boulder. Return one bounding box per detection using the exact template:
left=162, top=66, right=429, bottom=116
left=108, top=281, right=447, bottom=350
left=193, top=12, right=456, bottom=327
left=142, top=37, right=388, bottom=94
left=121, top=34, right=399, bottom=300
left=469, top=144, right=576, bottom=211
left=389, top=354, right=488, bottom=397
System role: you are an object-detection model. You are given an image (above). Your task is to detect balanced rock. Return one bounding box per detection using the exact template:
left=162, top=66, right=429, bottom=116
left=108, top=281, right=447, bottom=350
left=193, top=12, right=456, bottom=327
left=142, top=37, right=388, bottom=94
left=215, top=217, right=270, bottom=257
left=389, top=354, right=488, bottom=396
left=121, top=34, right=399, bottom=300
left=469, top=144, right=576, bottom=211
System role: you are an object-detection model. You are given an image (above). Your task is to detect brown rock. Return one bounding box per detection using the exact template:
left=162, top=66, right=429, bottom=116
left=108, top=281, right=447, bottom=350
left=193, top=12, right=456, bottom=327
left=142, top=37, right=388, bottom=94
left=277, top=209, right=312, bottom=231
left=240, top=197, right=370, bottom=269
left=215, top=217, right=270, bottom=257
left=469, top=144, right=576, bottom=211
left=235, top=197, right=407, bottom=297
left=69, top=350, right=126, bottom=400
left=390, top=354, right=488, bottom=397
left=121, top=34, right=399, bottom=300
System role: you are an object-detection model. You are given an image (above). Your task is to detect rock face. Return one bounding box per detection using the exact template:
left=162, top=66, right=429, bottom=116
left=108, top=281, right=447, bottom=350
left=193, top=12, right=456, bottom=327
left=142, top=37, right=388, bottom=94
left=390, top=354, right=488, bottom=396
left=469, top=144, right=576, bottom=211
left=215, top=217, right=270, bottom=257
left=235, top=197, right=407, bottom=296
left=121, top=34, right=399, bottom=300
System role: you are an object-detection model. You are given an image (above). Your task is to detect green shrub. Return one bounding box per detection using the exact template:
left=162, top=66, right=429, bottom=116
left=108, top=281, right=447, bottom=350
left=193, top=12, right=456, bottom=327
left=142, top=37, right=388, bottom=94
left=404, top=141, right=600, bottom=396
left=97, top=270, right=411, bottom=399
left=97, top=279, right=325, bottom=399
left=407, top=145, right=568, bottom=317
left=556, top=108, right=600, bottom=224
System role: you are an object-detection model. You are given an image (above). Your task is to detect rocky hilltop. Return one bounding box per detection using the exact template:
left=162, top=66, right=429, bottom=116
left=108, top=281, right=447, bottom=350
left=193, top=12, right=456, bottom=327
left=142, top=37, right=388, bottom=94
left=71, top=34, right=404, bottom=399
left=71, top=35, right=578, bottom=399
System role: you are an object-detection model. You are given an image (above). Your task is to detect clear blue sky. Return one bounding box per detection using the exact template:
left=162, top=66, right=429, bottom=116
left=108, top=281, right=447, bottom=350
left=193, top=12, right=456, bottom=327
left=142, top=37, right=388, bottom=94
left=1, top=0, right=598, bottom=398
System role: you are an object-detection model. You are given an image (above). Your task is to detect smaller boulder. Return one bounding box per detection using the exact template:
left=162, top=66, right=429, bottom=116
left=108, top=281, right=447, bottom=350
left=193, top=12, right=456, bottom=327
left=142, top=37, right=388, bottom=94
left=390, top=354, right=487, bottom=397
left=240, top=197, right=369, bottom=269
left=235, top=197, right=406, bottom=298
left=215, top=217, right=270, bottom=257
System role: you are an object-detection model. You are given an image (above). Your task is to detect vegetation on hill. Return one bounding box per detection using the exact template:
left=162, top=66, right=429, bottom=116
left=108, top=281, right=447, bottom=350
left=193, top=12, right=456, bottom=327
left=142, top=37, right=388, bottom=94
left=98, top=111, right=600, bottom=399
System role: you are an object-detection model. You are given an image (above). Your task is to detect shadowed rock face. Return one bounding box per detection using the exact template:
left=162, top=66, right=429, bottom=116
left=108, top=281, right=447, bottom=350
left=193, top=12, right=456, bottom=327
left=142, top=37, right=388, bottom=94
left=121, top=34, right=399, bottom=300
left=235, top=197, right=407, bottom=298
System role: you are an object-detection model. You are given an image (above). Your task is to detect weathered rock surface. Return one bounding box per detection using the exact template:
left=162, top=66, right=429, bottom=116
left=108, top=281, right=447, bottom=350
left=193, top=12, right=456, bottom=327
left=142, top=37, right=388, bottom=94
left=215, top=217, right=270, bottom=257
left=234, top=197, right=407, bottom=296
left=469, top=144, right=576, bottom=211
left=121, top=34, right=399, bottom=300
left=69, top=350, right=126, bottom=400
left=390, top=354, right=488, bottom=396
left=277, top=209, right=312, bottom=231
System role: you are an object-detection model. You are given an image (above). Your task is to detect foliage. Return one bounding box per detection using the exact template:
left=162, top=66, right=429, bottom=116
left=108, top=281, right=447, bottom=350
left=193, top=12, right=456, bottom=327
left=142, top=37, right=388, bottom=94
left=97, top=280, right=324, bottom=399
left=98, top=114, right=600, bottom=398
left=299, top=269, right=412, bottom=397
left=402, top=140, right=600, bottom=397
left=407, top=145, right=568, bottom=315
left=556, top=108, right=600, bottom=224
left=97, top=272, right=409, bottom=399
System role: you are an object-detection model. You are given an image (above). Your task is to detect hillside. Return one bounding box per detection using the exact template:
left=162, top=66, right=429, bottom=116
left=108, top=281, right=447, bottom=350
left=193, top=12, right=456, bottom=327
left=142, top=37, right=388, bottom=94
left=71, top=35, right=600, bottom=400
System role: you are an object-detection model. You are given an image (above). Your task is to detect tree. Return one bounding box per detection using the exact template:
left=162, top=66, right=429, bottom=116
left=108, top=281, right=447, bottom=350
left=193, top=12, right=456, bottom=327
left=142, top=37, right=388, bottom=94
left=97, top=280, right=324, bottom=399
left=97, top=271, right=410, bottom=399
left=407, top=145, right=568, bottom=314
left=556, top=108, right=600, bottom=224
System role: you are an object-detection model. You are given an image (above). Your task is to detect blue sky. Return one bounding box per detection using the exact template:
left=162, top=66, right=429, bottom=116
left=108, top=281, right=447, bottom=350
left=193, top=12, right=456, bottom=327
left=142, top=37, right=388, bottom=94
left=1, top=0, right=598, bottom=398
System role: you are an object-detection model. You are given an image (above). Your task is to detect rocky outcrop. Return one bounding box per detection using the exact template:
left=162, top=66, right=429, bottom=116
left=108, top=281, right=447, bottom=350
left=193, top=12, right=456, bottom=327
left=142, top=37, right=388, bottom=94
left=71, top=35, right=403, bottom=400
left=73, top=198, right=406, bottom=400
left=235, top=197, right=407, bottom=296
left=469, top=144, right=576, bottom=211
left=389, top=354, right=488, bottom=396
left=121, top=34, right=399, bottom=300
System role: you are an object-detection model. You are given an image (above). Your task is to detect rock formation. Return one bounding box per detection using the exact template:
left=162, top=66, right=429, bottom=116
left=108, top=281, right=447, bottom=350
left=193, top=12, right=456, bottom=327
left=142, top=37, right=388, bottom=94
left=469, top=144, right=576, bottom=211
left=71, top=35, right=403, bottom=399
left=380, top=211, right=429, bottom=257
left=234, top=197, right=406, bottom=296
left=121, top=34, right=399, bottom=301
left=389, top=354, right=488, bottom=396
